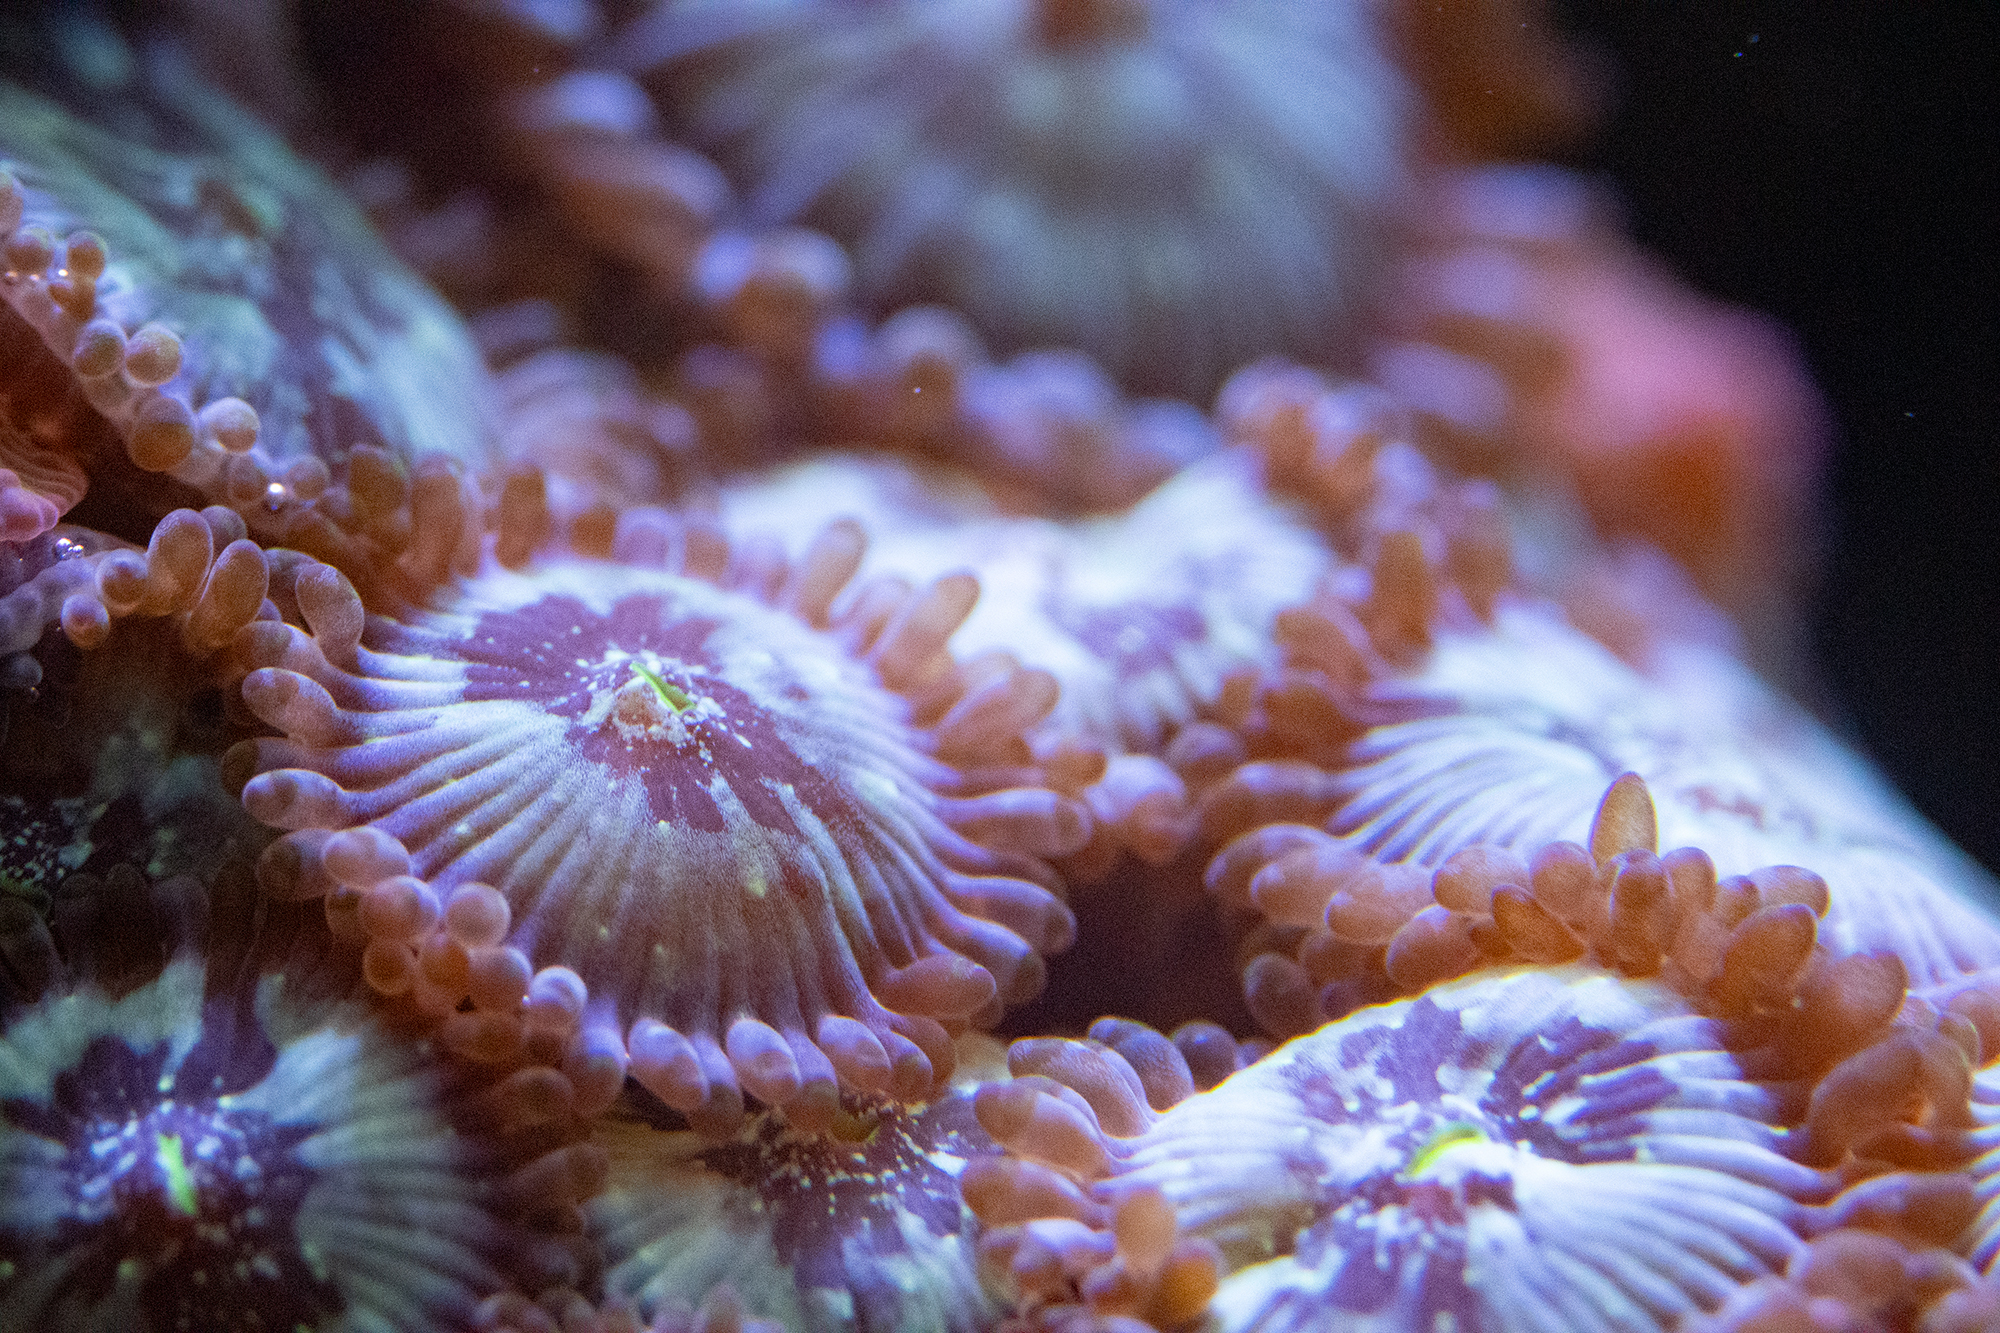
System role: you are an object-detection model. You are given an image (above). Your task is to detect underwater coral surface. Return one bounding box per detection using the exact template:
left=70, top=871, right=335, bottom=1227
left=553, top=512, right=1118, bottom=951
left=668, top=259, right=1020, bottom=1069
left=3, top=3, right=1998, bottom=1331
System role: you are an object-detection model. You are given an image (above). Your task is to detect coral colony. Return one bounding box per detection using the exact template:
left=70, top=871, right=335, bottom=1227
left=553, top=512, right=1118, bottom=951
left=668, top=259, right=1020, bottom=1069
left=3, top=3, right=1998, bottom=1331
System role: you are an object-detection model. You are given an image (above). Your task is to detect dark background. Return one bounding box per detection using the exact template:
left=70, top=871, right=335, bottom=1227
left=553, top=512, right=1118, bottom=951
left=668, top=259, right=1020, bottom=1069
left=1555, top=3, right=2000, bottom=877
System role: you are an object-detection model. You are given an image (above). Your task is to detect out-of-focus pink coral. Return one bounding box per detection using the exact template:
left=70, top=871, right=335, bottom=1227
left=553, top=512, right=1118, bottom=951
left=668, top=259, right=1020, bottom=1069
left=1374, top=166, right=1827, bottom=675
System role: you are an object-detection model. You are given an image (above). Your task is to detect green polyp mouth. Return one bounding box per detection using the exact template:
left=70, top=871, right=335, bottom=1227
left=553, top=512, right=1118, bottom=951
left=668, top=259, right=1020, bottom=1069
left=631, top=660, right=696, bottom=712
left=155, top=1131, right=200, bottom=1217
left=1401, top=1119, right=1486, bottom=1180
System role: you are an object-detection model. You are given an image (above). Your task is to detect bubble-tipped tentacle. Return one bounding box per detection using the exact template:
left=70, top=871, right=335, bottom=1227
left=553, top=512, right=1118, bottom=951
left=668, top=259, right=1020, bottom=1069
left=1193, top=520, right=2000, bottom=989
left=1, top=45, right=503, bottom=550
left=227, top=508, right=1087, bottom=1129
left=0, top=862, right=602, bottom=1330
left=586, top=1034, right=1009, bottom=1332
left=967, top=965, right=1974, bottom=1332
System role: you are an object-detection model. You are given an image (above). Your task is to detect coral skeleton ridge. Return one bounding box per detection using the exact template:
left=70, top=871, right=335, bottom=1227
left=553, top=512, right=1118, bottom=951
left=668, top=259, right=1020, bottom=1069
left=1, top=3, right=1997, bottom=1332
